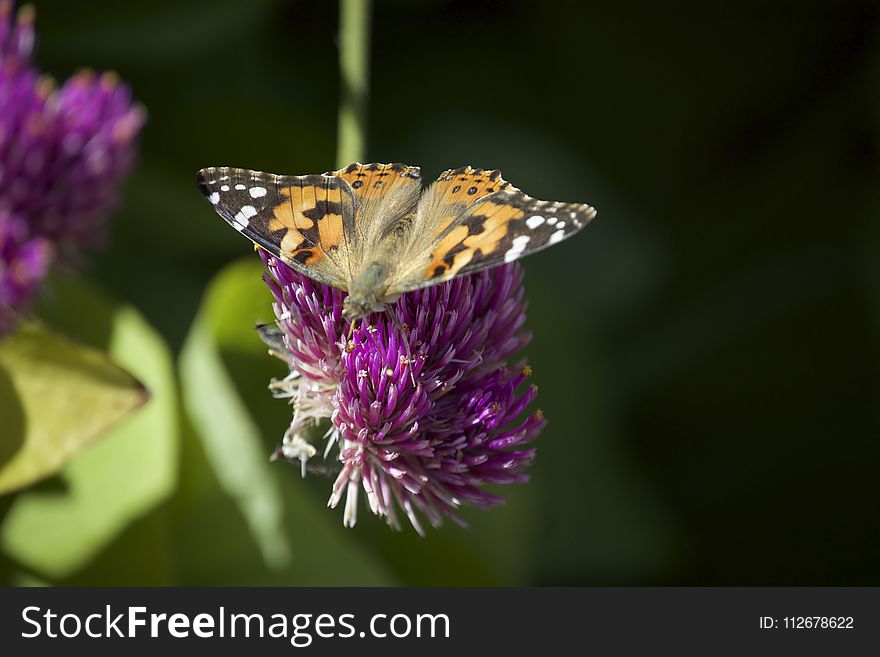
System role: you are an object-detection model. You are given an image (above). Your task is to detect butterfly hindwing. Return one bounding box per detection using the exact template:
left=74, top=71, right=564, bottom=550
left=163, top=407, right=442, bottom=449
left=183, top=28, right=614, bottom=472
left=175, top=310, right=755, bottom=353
left=327, top=163, right=422, bottom=251
left=432, top=166, right=516, bottom=209
left=197, top=166, right=353, bottom=288
left=330, top=162, right=421, bottom=206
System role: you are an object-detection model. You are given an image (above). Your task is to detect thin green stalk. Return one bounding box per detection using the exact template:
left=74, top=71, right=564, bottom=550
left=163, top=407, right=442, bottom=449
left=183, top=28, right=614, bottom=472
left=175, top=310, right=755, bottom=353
left=336, top=0, right=372, bottom=167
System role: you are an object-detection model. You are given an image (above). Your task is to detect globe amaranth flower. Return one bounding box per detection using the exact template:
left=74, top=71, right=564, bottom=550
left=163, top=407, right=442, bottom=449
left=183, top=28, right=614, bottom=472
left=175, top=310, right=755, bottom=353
left=0, top=210, right=50, bottom=327
left=259, top=249, right=546, bottom=534
left=0, top=0, right=144, bottom=331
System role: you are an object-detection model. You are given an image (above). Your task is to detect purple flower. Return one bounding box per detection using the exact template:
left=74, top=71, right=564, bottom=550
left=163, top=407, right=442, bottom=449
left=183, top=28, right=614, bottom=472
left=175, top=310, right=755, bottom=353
left=0, top=0, right=143, bottom=331
left=260, top=250, right=546, bottom=534
left=0, top=210, right=50, bottom=330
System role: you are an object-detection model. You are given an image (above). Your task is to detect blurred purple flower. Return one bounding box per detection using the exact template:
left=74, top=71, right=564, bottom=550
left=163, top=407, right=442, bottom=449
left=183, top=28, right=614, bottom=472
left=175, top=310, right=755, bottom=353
left=260, top=250, right=546, bottom=534
left=0, top=0, right=143, bottom=331
left=0, top=210, right=49, bottom=330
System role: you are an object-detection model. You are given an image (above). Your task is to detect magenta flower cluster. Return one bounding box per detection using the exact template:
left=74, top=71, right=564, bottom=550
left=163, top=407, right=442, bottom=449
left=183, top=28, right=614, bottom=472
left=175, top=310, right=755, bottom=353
left=0, top=1, right=143, bottom=331
left=260, top=250, right=546, bottom=534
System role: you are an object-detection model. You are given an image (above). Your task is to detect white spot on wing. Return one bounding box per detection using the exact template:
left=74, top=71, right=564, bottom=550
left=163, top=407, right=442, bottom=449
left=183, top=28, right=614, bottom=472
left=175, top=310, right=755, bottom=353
left=556, top=221, right=566, bottom=229
left=526, top=215, right=545, bottom=229
left=546, top=216, right=557, bottom=225
left=549, top=229, right=565, bottom=245
left=504, top=234, right=531, bottom=263
left=232, top=205, right=258, bottom=231
left=220, top=185, right=230, bottom=192
left=235, top=184, right=246, bottom=191
left=208, top=192, right=220, bottom=204
left=250, top=186, right=267, bottom=198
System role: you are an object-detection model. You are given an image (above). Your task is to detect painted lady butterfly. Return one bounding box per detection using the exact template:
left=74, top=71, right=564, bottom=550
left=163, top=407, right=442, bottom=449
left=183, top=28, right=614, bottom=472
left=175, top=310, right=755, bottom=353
left=197, top=163, right=596, bottom=320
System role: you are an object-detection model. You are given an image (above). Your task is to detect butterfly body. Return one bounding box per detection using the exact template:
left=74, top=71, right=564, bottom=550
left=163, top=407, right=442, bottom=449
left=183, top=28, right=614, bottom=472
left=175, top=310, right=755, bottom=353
left=197, top=163, right=596, bottom=320
left=344, top=259, right=398, bottom=320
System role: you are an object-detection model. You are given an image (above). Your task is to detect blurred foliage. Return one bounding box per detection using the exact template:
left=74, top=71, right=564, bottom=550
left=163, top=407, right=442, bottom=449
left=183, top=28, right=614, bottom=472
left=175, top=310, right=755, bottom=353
left=1, top=279, right=177, bottom=579
left=0, top=0, right=877, bottom=585
left=179, top=260, right=292, bottom=571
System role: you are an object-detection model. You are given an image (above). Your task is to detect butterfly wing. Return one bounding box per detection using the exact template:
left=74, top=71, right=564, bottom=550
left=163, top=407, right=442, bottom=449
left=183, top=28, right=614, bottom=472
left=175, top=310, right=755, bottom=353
left=388, top=167, right=596, bottom=293
left=329, top=162, right=421, bottom=211
left=197, top=166, right=355, bottom=289
left=325, top=162, right=422, bottom=252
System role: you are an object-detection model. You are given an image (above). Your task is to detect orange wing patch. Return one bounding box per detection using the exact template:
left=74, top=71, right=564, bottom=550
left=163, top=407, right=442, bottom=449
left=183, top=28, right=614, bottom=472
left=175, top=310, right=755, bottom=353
left=317, top=211, right=344, bottom=249
left=278, top=228, right=324, bottom=265
left=268, top=195, right=311, bottom=232
left=424, top=198, right=525, bottom=280
left=434, top=166, right=515, bottom=209
left=269, top=180, right=347, bottom=261
left=461, top=198, right=525, bottom=255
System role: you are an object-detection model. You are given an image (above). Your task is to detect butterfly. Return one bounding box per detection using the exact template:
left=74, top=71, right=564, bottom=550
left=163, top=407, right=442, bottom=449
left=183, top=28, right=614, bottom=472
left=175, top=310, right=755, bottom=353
left=197, top=163, right=597, bottom=321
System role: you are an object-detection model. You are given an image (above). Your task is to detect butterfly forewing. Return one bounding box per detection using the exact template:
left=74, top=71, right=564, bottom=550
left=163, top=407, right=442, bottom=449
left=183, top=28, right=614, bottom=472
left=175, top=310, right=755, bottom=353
left=389, top=172, right=596, bottom=293
left=197, top=166, right=353, bottom=289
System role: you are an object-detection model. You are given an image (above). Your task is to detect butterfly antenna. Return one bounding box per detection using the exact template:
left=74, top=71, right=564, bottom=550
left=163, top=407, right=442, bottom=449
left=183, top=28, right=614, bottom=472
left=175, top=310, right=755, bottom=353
left=385, top=306, right=417, bottom=388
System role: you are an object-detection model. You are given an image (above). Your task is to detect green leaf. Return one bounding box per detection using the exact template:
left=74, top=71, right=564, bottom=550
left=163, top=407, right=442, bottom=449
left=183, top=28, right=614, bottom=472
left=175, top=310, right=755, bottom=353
left=0, top=322, right=148, bottom=495
left=178, top=258, right=397, bottom=584
left=0, top=281, right=179, bottom=579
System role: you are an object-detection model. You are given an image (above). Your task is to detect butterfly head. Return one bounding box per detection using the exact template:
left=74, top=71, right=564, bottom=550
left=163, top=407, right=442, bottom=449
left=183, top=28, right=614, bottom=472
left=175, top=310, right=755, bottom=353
left=342, top=260, right=394, bottom=321
left=342, top=294, right=387, bottom=321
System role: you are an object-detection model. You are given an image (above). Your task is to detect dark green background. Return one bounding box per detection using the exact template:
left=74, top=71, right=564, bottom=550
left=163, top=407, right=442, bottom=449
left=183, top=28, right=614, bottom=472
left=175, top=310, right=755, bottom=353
left=3, top=0, right=878, bottom=585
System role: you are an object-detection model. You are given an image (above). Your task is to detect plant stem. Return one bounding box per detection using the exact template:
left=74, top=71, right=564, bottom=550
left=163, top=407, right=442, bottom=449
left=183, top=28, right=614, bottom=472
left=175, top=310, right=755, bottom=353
left=336, top=0, right=372, bottom=167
